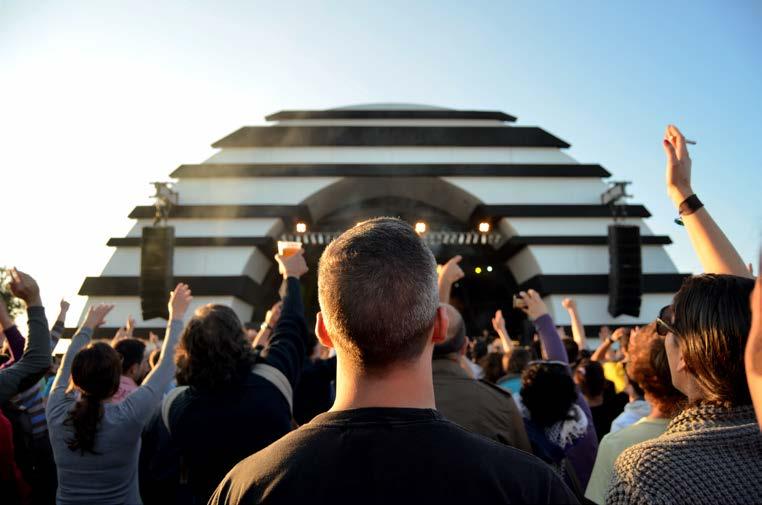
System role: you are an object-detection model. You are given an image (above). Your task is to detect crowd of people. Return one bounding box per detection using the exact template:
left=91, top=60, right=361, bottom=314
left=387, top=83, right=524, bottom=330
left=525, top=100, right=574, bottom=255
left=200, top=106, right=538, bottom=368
left=1, top=124, right=760, bottom=504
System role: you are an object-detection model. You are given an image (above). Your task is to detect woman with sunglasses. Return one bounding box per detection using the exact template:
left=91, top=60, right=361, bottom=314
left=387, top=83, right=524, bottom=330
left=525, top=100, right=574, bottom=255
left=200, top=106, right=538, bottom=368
left=513, top=289, right=598, bottom=499
left=606, top=275, right=760, bottom=505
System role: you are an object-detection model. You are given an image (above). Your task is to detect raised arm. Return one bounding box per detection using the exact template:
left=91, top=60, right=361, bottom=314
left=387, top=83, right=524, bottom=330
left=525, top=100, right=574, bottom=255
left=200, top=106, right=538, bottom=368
left=438, top=255, right=464, bottom=304
left=119, top=283, right=191, bottom=425
left=46, top=303, right=113, bottom=420
left=0, top=269, right=52, bottom=403
left=745, top=255, right=762, bottom=429
left=519, top=289, right=568, bottom=363
left=49, top=299, right=69, bottom=347
left=491, top=309, right=514, bottom=353
left=590, top=327, right=626, bottom=362
left=562, top=297, right=587, bottom=350
left=663, top=125, right=752, bottom=278
left=252, top=301, right=282, bottom=348
left=259, top=250, right=309, bottom=387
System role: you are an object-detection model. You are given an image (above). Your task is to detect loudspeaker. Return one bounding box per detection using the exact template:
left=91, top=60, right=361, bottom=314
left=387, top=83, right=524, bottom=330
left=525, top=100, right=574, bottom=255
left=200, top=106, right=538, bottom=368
left=608, top=225, right=642, bottom=317
left=140, top=226, right=175, bottom=320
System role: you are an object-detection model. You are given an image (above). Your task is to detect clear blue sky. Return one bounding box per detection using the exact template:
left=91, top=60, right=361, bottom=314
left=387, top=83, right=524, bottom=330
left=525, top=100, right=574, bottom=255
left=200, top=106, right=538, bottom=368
left=2, top=0, right=760, bottom=322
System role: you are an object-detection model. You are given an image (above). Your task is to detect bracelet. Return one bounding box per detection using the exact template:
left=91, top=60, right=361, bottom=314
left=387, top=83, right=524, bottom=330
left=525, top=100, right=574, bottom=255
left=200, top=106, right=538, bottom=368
left=674, top=194, right=703, bottom=226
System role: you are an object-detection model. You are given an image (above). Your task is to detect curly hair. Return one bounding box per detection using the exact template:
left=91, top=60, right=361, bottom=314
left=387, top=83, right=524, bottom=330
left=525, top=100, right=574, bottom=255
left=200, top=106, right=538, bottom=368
left=521, top=362, right=577, bottom=427
left=175, top=304, right=256, bottom=392
left=626, top=322, right=685, bottom=416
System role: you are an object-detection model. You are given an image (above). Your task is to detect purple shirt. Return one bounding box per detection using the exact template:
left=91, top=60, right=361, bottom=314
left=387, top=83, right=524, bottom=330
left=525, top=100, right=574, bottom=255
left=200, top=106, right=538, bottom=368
left=533, top=313, right=598, bottom=489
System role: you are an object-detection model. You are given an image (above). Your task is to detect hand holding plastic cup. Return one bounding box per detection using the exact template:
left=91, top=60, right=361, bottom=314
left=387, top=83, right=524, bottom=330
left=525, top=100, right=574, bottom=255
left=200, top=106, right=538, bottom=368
left=277, top=241, right=303, bottom=258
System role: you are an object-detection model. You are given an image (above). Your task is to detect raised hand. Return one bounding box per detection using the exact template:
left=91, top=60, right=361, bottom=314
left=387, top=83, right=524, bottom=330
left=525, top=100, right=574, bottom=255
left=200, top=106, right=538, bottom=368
left=125, top=315, right=136, bottom=337
left=561, top=298, right=576, bottom=311
left=60, top=299, right=70, bottom=314
left=83, top=304, right=115, bottom=330
left=265, top=301, right=283, bottom=328
left=518, top=289, right=549, bottom=321
left=168, top=283, right=193, bottom=319
left=275, top=250, right=309, bottom=279
left=662, top=124, right=693, bottom=206
left=439, top=255, right=465, bottom=285
left=491, top=309, right=507, bottom=335
left=8, top=268, right=42, bottom=306
left=611, top=327, right=628, bottom=343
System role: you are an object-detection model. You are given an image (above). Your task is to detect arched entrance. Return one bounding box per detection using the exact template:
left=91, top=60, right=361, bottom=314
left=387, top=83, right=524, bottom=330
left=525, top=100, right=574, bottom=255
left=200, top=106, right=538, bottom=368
left=258, top=176, right=534, bottom=341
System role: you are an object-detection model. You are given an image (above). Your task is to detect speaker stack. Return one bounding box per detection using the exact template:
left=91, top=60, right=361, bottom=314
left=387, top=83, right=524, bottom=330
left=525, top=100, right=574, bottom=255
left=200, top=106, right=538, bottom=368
left=140, top=226, right=175, bottom=320
left=607, top=225, right=643, bottom=317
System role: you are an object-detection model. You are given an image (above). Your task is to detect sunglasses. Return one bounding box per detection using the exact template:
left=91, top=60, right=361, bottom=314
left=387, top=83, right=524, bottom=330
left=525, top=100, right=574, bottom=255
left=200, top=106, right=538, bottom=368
left=655, top=305, right=676, bottom=336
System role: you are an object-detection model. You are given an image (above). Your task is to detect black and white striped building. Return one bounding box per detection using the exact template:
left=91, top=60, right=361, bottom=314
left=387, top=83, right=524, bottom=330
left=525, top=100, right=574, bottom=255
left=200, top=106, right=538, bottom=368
left=78, top=104, right=687, bottom=338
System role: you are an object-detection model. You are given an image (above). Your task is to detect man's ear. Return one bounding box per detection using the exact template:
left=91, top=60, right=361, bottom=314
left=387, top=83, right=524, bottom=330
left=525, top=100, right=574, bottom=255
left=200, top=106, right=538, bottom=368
left=431, top=305, right=448, bottom=345
left=316, top=312, right=334, bottom=349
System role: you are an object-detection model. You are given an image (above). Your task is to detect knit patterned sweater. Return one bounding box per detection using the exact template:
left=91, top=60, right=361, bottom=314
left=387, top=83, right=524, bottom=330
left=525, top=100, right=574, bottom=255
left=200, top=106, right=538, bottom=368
left=605, top=403, right=762, bottom=505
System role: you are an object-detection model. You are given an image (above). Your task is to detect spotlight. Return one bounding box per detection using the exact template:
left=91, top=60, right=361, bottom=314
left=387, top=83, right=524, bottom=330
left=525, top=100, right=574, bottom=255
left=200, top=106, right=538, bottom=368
left=415, top=222, right=427, bottom=234
left=487, top=266, right=493, bottom=272
left=474, top=267, right=482, bottom=274
left=478, top=221, right=491, bottom=233
left=296, top=222, right=307, bottom=233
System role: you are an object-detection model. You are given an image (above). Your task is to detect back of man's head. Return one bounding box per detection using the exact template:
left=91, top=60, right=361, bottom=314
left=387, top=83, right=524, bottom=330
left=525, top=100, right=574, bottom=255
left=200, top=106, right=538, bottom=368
left=318, top=217, right=439, bottom=370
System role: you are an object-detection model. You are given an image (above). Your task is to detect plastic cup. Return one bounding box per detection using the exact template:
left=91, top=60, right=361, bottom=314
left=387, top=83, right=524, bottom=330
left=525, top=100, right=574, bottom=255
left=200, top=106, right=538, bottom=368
left=277, top=241, right=302, bottom=258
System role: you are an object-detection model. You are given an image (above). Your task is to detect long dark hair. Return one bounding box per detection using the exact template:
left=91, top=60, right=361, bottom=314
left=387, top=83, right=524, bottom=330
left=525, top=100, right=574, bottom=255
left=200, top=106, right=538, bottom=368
left=66, top=342, right=121, bottom=454
left=175, top=304, right=256, bottom=392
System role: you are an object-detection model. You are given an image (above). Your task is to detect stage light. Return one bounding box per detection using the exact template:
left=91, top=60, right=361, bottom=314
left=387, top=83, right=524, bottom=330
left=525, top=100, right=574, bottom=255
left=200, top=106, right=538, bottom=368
left=478, top=221, right=491, bottom=233
left=487, top=266, right=493, bottom=272
left=415, top=222, right=427, bottom=234
left=296, top=222, right=307, bottom=233
left=474, top=267, right=482, bottom=274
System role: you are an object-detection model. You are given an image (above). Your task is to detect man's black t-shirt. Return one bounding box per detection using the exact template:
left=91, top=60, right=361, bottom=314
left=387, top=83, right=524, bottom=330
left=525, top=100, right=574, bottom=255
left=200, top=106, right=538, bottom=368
left=210, top=408, right=579, bottom=505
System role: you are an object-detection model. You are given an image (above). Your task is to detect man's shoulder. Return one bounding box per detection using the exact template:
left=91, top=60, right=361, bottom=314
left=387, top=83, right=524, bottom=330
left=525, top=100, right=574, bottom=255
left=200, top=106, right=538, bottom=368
left=476, top=379, right=516, bottom=401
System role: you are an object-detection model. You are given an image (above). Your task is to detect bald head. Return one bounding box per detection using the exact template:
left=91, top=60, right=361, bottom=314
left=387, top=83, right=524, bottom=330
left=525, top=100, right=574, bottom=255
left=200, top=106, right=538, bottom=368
left=433, top=304, right=466, bottom=356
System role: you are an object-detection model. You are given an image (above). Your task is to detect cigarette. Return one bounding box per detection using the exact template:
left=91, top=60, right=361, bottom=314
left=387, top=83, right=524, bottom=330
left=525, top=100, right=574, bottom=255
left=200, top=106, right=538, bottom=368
left=685, top=140, right=697, bottom=145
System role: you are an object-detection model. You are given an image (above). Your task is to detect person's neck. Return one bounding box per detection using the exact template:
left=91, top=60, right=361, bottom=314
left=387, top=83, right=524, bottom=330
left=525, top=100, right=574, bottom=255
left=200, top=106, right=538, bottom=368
left=331, top=353, right=436, bottom=411
left=644, top=393, right=671, bottom=420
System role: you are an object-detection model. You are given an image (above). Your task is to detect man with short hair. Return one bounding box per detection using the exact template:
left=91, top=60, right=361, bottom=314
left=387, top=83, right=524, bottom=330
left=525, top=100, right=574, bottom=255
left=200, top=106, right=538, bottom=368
left=433, top=304, right=532, bottom=453
left=210, top=218, right=578, bottom=505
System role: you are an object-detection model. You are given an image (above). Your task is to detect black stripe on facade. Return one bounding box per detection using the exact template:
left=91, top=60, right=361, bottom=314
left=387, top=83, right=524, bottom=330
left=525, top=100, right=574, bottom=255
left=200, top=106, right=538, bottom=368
left=472, top=204, right=652, bottom=220
left=79, top=276, right=262, bottom=305
left=62, top=327, right=170, bottom=340
left=128, top=205, right=311, bottom=221
left=265, top=110, right=517, bottom=122
left=170, top=163, right=611, bottom=179
left=494, top=235, right=672, bottom=261
left=211, top=126, right=570, bottom=148
left=517, top=274, right=689, bottom=295
left=107, top=236, right=276, bottom=252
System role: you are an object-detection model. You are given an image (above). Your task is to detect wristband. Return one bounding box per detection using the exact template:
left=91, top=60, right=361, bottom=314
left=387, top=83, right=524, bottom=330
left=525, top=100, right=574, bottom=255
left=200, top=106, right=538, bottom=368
left=674, top=194, right=703, bottom=226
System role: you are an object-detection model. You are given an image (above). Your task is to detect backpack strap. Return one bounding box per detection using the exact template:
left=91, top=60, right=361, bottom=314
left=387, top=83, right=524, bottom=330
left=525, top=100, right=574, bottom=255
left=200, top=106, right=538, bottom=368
left=161, top=385, right=189, bottom=434
left=252, top=363, right=293, bottom=414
